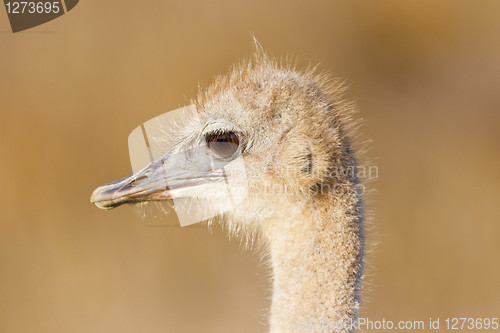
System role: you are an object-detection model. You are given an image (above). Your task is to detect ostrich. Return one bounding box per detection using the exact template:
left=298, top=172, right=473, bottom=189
left=91, top=48, right=366, bottom=333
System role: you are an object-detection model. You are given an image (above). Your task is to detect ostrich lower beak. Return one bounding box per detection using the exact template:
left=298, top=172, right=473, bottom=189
left=90, top=155, right=225, bottom=210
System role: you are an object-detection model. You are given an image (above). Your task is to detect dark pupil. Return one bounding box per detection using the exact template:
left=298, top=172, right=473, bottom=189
left=206, top=131, right=240, bottom=158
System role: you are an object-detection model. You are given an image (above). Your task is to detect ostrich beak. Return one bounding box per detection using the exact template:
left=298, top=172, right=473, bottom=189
left=90, top=148, right=227, bottom=210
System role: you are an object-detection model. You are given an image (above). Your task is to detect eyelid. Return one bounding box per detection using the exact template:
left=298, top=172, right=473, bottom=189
left=201, top=120, right=238, bottom=136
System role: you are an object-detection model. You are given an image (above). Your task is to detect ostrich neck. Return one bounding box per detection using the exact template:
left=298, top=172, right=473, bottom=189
left=267, top=197, right=364, bottom=333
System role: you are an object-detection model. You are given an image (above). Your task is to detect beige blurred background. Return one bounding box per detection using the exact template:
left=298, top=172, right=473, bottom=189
left=1, top=1, right=499, bottom=332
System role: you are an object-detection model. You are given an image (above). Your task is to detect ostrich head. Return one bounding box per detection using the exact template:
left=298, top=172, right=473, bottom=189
left=91, top=48, right=364, bottom=333
left=92, top=51, right=358, bottom=233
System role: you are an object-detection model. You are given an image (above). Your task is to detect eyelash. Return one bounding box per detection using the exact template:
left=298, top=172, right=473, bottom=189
left=204, top=130, right=237, bottom=143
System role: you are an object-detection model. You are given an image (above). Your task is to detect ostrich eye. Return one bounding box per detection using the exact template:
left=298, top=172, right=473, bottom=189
left=205, top=131, right=241, bottom=159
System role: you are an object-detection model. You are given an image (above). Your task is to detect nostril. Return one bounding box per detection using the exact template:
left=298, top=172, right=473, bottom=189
left=123, top=175, right=148, bottom=190
left=133, top=175, right=149, bottom=184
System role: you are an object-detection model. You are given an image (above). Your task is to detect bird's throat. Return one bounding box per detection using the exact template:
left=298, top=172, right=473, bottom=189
left=267, top=200, right=364, bottom=333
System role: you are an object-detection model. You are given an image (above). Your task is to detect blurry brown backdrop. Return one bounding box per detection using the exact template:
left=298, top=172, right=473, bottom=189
left=1, top=1, right=499, bottom=332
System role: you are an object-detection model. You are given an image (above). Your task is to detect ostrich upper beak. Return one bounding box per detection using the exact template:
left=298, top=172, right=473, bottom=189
left=90, top=147, right=226, bottom=210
